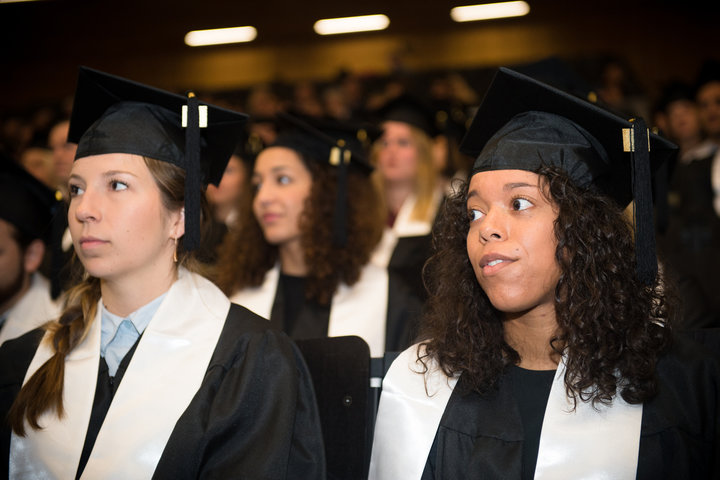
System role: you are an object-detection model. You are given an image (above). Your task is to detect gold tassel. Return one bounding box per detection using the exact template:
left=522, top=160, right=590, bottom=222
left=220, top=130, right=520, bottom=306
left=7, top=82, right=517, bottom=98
left=173, top=237, right=178, bottom=263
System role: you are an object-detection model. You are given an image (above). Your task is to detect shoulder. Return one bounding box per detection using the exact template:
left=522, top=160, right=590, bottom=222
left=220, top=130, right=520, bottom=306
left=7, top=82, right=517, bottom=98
left=211, top=303, right=304, bottom=372
left=0, top=328, right=45, bottom=386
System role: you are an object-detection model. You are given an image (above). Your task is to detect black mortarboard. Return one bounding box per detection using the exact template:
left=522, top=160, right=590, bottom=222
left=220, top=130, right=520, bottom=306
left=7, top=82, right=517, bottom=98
left=0, top=157, right=65, bottom=298
left=67, top=66, right=248, bottom=250
left=270, top=113, right=379, bottom=246
left=374, top=94, right=440, bottom=138
left=461, top=67, right=678, bottom=285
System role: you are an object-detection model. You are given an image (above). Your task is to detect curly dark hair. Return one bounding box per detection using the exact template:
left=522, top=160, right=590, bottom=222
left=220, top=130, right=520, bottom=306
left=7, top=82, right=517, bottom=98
left=214, top=152, right=383, bottom=306
left=419, top=166, right=675, bottom=407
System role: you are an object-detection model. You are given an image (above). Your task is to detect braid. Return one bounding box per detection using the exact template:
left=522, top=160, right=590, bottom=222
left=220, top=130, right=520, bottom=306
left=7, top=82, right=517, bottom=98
left=9, top=277, right=101, bottom=436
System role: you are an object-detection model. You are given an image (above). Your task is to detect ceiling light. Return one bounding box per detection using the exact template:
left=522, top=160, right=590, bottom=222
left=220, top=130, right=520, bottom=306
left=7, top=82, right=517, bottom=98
left=184, top=26, right=257, bottom=47
left=314, top=14, right=390, bottom=35
left=450, top=1, right=530, bottom=22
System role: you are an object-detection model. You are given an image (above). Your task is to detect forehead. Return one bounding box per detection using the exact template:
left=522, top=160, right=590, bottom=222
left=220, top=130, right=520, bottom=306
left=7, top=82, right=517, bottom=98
left=468, top=169, right=542, bottom=193
left=71, top=153, right=149, bottom=176
left=697, top=81, right=720, bottom=101
left=254, top=146, right=306, bottom=173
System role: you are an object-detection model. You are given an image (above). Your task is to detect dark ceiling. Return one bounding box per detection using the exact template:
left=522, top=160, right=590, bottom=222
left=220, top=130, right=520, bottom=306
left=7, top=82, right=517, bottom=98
left=1, top=0, right=718, bottom=113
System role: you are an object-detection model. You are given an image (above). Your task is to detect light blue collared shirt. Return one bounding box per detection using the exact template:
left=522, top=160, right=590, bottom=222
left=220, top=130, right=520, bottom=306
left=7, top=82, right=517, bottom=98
left=100, top=293, right=167, bottom=376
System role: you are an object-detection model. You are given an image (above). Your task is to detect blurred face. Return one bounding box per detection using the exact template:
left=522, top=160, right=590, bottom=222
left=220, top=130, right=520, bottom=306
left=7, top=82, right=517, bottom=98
left=666, top=99, right=702, bottom=143
left=376, top=121, right=420, bottom=184
left=49, top=121, right=77, bottom=184
left=68, top=154, right=182, bottom=283
left=0, top=219, right=27, bottom=312
left=252, top=147, right=312, bottom=249
left=466, top=169, right=561, bottom=318
left=21, top=147, right=56, bottom=188
left=206, top=155, right=245, bottom=209
left=697, top=80, right=720, bottom=140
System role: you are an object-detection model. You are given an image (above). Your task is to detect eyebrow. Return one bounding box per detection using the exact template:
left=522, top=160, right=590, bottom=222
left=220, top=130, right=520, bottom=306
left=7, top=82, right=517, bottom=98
left=467, top=181, right=538, bottom=200
left=68, top=169, right=138, bottom=183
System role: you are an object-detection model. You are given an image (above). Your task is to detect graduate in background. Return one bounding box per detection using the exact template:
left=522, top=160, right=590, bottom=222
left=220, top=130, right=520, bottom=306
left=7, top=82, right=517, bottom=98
left=0, top=158, right=63, bottom=346
left=0, top=67, right=324, bottom=479
left=214, top=113, right=422, bottom=357
left=370, top=68, right=719, bottom=479
left=369, top=95, right=446, bottom=302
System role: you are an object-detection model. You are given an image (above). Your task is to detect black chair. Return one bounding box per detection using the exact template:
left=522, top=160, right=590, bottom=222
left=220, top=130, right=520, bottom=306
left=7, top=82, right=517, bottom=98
left=295, top=336, right=399, bottom=480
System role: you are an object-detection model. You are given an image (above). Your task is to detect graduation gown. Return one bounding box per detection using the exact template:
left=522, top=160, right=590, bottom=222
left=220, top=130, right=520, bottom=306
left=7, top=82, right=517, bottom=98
left=369, top=333, right=720, bottom=479
left=231, top=263, right=421, bottom=357
left=370, top=190, right=444, bottom=302
left=0, top=269, right=325, bottom=479
left=0, top=273, right=61, bottom=346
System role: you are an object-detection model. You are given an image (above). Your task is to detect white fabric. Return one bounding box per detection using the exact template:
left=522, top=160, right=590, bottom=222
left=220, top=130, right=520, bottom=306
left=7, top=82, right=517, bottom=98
left=368, top=344, right=457, bottom=480
left=10, top=269, right=230, bottom=480
left=369, top=346, right=643, bottom=480
left=534, top=359, right=643, bottom=480
left=0, top=273, right=62, bottom=346
left=370, top=188, right=443, bottom=268
left=231, top=262, right=389, bottom=356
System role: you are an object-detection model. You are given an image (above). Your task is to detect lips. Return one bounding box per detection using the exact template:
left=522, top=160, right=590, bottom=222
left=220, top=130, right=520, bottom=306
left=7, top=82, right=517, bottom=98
left=78, top=236, right=108, bottom=249
left=479, top=253, right=516, bottom=274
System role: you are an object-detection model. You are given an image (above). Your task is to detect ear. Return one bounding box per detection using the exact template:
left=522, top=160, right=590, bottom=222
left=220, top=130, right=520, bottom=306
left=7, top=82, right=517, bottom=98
left=23, top=239, right=46, bottom=274
left=170, top=207, right=185, bottom=240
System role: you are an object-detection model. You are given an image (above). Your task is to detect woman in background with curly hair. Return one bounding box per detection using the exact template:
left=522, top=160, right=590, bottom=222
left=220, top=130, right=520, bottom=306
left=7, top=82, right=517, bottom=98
left=215, top=114, right=422, bottom=356
left=369, top=68, right=719, bottom=479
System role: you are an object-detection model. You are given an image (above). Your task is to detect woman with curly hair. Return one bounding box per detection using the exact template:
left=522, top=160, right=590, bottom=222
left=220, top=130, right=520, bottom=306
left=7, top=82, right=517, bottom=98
left=0, top=68, right=324, bottom=479
left=369, top=68, right=719, bottom=479
left=214, top=113, right=422, bottom=356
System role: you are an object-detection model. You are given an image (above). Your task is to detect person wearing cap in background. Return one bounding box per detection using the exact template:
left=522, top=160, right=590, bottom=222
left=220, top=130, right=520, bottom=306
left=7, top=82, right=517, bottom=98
left=369, top=94, right=447, bottom=302
left=657, top=60, right=720, bottom=331
left=199, top=140, right=255, bottom=266
left=0, top=67, right=324, bottom=479
left=0, top=158, right=63, bottom=346
left=369, top=68, right=719, bottom=479
left=214, top=112, right=423, bottom=358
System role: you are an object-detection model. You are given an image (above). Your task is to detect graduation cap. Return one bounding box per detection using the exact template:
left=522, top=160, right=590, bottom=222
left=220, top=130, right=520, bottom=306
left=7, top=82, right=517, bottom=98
left=460, top=67, right=678, bottom=285
left=374, top=94, right=440, bottom=138
left=67, top=66, right=248, bottom=251
left=0, top=157, right=65, bottom=297
left=271, top=112, right=379, bottom=246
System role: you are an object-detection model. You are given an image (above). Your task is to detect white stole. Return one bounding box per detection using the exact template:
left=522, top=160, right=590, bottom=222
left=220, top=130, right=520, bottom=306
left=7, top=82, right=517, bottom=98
left=10, top=269, right=230, bottom=479
left=368, top=344, right=457, bottom=480
left=369, top=344, right=643, bottom=480
left=370, top=189, right=442, bottom=268
left=0, top=273, right=62, bottom=346
left=230, top=263, right=389, bottom=357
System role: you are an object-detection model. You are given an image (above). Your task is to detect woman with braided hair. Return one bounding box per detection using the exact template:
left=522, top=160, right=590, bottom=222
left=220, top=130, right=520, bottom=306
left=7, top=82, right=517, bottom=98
left=0, top=67, right=324, bottom=479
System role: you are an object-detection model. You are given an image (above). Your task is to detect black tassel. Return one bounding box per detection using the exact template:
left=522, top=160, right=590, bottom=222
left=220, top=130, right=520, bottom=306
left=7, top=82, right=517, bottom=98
left=333, top=149, right=348, bottom=247
left=184, top=93, right=202, bottom=251
left=630, top=118, right=657, bottom=286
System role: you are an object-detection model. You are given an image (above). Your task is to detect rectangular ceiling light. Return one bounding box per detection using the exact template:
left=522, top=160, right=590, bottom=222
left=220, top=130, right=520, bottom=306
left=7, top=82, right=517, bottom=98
left=185, top=26, right=257, bottom=47
left=451, top=1, right=530, bottom=22
left=314, top=14, right=390, bottom=35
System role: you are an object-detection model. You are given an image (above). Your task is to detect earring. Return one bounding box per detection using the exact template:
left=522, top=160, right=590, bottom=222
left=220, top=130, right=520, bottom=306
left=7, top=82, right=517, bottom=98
left=173, top=237, right=178, bottom=263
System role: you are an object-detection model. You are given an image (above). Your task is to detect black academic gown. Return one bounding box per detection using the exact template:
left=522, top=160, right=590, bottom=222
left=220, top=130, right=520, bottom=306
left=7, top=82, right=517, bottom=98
left=268, top=270, right=422, bottom=354
left=0, top=303, right=326, bottom=480
left=421, top=332, right=720, bottom=479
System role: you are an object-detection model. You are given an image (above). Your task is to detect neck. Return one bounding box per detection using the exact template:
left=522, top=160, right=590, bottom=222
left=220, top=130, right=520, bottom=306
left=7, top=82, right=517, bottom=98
left=504, top=307, right=561, bottom=370
left=101, top=265, right=178, bottom=318
left=384, top=180, right=414, bottom=217
left=279, top=240, right=307, bottom=276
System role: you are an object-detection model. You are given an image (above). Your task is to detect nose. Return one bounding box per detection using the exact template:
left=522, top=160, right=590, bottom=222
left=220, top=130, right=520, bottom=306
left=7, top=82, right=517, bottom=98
left=72, top=189, right=100, bottom=223
left=253, top=181, right=274, bottom=208
left=478, top=208, right=505, bottom=243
